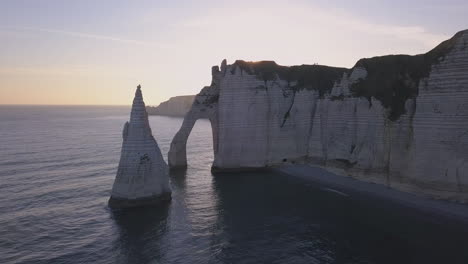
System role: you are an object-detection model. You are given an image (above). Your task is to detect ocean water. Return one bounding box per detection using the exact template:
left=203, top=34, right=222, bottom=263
left=1, top=105, right=468, bottom=264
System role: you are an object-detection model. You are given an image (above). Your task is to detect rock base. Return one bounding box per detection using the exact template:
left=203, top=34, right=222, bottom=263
left=108, top=192, right=172, bottom=209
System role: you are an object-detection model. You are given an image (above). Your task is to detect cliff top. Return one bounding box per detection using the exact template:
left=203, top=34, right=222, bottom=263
left=350, top=29, right=465, bottom=120
left=231, top=60, right=348, bottom=97
left=215, top=29, right=467, bottom=121
left=147, top=95, right=195, bottom=108
left=166, top=95, right=195, bottom=99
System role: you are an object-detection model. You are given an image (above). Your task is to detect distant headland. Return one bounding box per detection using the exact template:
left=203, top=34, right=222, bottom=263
left=147, top=95, right=195, bottom=118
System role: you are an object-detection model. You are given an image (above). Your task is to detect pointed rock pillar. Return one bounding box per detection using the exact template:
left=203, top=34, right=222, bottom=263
left=109, top=85, right=171, bottom=209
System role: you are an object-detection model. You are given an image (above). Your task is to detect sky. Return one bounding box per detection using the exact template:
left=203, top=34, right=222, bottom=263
left=0, top=0, right=466, bottom=106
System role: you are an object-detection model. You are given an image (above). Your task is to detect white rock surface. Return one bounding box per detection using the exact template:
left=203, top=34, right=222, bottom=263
left=169, top=30, right=468, bottom=201
left=109, top=85, right=171, bottom=208
left=168, top=66, right=221, bottom=168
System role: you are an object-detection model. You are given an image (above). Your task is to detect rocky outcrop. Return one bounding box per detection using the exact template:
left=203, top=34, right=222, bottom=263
left=109, top=85, right=171, bottom=209
left=147, top=95, right=195, bottom=117
left=168, top=70, right=220, bottom=168
left=169, top=30, right=468, bottom=202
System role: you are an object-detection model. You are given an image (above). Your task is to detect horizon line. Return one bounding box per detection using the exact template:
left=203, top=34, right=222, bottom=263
left=0, top=103, right=133, bottom=107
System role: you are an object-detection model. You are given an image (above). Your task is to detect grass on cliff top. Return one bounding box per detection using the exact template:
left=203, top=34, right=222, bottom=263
left=232, top=60, right=348, bottom=97
left=230, top=30, right=464, bottom=121
left=350, top=30, right=462, bottom=121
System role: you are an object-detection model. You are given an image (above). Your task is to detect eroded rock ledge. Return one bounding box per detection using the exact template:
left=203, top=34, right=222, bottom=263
left=169, top=30, right=468, bottom=202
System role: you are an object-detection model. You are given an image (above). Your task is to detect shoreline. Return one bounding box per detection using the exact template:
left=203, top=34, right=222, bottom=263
left=274, top=165, right=468, bottom=227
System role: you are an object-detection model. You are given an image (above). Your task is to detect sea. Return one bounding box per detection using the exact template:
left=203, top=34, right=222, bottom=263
left=1, top=105, right=468, bottom=264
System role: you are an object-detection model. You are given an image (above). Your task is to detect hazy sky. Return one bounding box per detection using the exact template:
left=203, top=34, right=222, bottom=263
left=0, top=0, right=466, bottom=105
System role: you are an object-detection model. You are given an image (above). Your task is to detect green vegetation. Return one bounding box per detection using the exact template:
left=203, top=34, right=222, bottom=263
left=232, top=60, right=348, bottom=97
left=219, top=31, right=464, bottom=121
left=350, top=30, right=462, bottom=121
left=231, top=61, right=348, bottom=127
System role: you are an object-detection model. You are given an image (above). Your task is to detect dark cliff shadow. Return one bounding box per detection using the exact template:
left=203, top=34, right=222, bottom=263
left=169, top=167, right=188, bottom=190
left=211, top=170, right=468, bottom=264
left=111, top=204, right=170, bottom=264
left=210, top=171, right=359, bottom=263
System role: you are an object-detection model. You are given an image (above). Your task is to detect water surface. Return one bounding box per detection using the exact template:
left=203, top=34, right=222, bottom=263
left=1, top=106, right=467, bottom=264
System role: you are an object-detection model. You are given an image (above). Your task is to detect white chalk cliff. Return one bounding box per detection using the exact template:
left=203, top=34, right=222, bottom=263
left=109, top=85, right=171, bottom=208
left=169, top=30, right=468, bottom=202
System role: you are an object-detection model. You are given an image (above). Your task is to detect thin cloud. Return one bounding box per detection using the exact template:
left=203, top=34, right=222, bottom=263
left=178, top=5, right=449, bottom=49
left=0, top=26, right=161, bottom=47
left=0, top=66, right=99, bottom=76
left=0, top=65, right=140, bottom=77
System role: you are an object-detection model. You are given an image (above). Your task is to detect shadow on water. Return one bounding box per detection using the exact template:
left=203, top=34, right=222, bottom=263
left=211, top=171, right=363, bottom=263
left=169, top=168, right=188, bottom=190
left=111, top=204, right=170, bottom=264
left=211, top=171, right=468, bottom=264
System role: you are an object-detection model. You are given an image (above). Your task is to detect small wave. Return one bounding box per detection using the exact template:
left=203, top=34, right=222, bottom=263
left=320, top=187, right=349, bottom=197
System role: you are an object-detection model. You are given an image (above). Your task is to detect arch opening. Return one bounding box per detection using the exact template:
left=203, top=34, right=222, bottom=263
left=168, top=113, right=218, bottom=170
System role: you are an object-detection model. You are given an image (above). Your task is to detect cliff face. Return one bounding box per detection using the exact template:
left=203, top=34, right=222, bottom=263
left=169, top=30, right=468, bottom=201
left=109, top=86, right=171, bottom=208
left=147, top=95, right=195, bottom=117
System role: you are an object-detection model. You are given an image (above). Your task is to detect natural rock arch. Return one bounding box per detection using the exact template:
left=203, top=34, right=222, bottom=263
left=168, top=67, right=222, bottom=169
left=167, top=29, right=468, bottom=202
